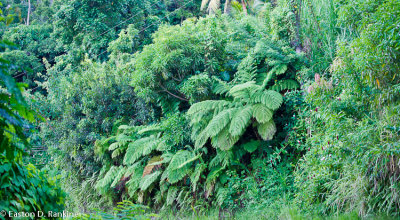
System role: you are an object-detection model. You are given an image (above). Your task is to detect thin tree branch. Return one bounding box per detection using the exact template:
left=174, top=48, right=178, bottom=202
left=159, top=84, right=189, bottom=101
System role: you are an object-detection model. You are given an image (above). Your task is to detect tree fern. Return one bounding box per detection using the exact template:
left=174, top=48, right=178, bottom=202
left=234, top=37, right=302, bottom=93
left=188, top=81, right=283, bottom=151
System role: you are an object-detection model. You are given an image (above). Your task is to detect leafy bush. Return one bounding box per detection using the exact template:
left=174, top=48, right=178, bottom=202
left=37, top=58, right=153, bottom=211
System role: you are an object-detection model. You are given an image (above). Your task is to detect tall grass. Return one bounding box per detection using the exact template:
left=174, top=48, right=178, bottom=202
left=299, top=0, right=339, bottom=75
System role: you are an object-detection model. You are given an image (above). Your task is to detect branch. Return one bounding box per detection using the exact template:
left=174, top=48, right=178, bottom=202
left=171, top=75, right=183, bottom=82
left=159, top=84, right=189, bottom=102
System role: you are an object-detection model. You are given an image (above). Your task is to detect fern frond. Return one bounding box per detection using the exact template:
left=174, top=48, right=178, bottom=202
left=194, top=130, right=209, bottom=149
left=229, top=105, right=253, bottom=136
left=257, top=120, right=277, bottom=141
left=252, top=90, right=283, bottom=110
left=142, top=136, right=160, bottom=156
left=118, top=124, right=136, bottom=130
left=111, top=147, right=125, bottom=158
left=96, top=166, right=120, bottom=194
left=108, top=142, right=121, bottom=151
left=116, top=133, right=133, bottom=144
left=229, top=81, right=257, bottom=100
left=176, top=188, right=191, bottom=207
left=166, top=187, right=178, bottom=206
left=100, top=136, right=117, bottom=145
left=210, top=150, right=234, bottom=168
left=206, top=166, right=224, bottom=184
left=211, top=126, right=240, bottom=150
left=270, top=64, right=288, bottom=75
left=157, top=97, right=180, bottom=115
left=242, top=140, right=260, bottom=153
left=126, top=163, right=144, bottom=197
left=123, top=136, right=152, bottom=165
left=160, top=181, right=169, bottom=195
left=216, top=187, right=229, bottom=206
left=177, top=154, right=202, bottom=169
left=205, top=108, right=237, bottom=138
left=111, top=166, right=127, bottom=188
left=154, top=190, right=163, bottom=205
left=166, top=150, right=194, bottom=184
left=161, top=152, right=174, bottom=164
left=137, top=124, right=163, bottom=135
left=253, top=103, right=273, bottom=123
left=125, top=162, right=141, bottom=178
left=187, top=100, right=230, bottom=115
left=270, top=79, right=299, bottom=92
left=212, top=77, right=231, bottom=95
left=190, top=163, right=207, bottom=192
left=261, top=71, right=275, bottom=88
left=140, top=170, right=161, bottom=191
left=156, top=139, right=169, bottom=151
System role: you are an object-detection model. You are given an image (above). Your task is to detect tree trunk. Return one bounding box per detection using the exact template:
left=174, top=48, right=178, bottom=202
left=27, top=0, right=31, bottom=25
left=241, top=0, right=247, bottom=15
left=224, top=0, right=231, bottom=14
left=292, top=0, right=302, bottom=53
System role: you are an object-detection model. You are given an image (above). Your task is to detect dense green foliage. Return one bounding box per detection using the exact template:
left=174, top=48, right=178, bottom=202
left=0, top=40, right=64, bottom=216
left=0, top=0, right=399, bottom=219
